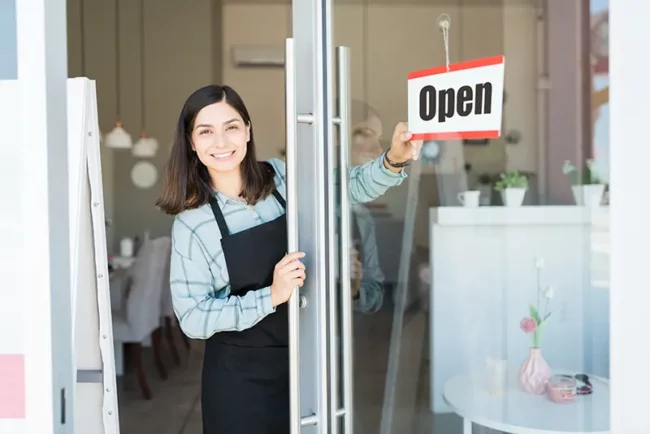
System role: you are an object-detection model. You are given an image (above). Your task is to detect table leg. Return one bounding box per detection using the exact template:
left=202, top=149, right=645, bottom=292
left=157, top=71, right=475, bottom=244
left=463, top=418, right=471, bottom=434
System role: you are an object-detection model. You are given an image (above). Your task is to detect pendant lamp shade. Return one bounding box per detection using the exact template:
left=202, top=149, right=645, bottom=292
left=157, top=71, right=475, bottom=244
left=105, top=121, right=133, bottom=149
left=132, top=132, right=159, bottom=158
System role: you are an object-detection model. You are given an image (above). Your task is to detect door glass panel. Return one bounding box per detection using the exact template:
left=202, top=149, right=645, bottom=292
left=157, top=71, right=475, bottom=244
left=331, top=1, right=611, bottom=433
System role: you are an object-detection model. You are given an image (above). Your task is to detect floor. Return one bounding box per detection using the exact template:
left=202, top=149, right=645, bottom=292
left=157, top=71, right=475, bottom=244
left=116, top=308, right=493, bottom=434
left=116, top=337, right=204, bottom=434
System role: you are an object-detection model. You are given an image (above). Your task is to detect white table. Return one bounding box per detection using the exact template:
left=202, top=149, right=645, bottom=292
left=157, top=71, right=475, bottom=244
left=429, top=206, right=611, bottom=414
left=443, top=372, right=610, bottom=434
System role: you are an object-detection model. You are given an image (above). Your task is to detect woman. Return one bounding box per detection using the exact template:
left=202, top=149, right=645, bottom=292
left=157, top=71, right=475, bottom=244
left=156, top=84, right=421, bottom=434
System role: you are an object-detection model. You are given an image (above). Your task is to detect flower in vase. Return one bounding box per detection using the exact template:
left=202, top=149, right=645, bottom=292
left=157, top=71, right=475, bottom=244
left=520, top=317, right=537, bottom=334
left=518, top=259, right=556, bottom=394
left=519, top=258, right=555, bottom=349
left=544, top=285, right=555, bottom=300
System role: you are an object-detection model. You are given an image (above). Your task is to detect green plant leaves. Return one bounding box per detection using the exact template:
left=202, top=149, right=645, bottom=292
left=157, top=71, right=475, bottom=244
left=494, top=170, right=528, bottom=191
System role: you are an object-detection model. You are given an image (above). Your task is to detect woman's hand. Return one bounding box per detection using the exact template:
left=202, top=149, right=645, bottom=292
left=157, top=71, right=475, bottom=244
left=351, top=248, right=362, bottom=298
left=270, top=252, right=306, bottom=307
left=384, top=122, right=424, bottom=172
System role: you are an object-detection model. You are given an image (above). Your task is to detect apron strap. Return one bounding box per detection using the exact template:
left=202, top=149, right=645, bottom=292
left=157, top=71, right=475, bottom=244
left=209, top=189, right=286, bottom=238
left=272, top=189, right=286, bottom=209
left=209, top=196, right=230, bottom=236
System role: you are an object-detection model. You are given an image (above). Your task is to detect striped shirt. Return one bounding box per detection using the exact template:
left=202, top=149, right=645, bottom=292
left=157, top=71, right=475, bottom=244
left=351, top=203, right=385, bottom=314
left=170, top=154, right=406, bottom=339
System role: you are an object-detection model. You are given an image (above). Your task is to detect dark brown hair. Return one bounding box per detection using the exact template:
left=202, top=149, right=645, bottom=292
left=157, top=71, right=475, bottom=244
left=156, top=85, right=275, bottom=215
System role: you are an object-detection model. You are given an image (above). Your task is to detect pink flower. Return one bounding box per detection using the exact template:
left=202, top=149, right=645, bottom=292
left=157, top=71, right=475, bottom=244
left=520, top=317, right=537, bottom=334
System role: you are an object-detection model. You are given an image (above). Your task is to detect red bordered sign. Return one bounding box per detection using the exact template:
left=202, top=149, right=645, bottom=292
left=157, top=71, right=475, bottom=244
left=407, top=55, right=506, bottom=141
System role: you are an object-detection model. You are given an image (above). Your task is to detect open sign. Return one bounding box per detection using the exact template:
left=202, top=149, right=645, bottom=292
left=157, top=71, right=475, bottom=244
left=407, top=55, right=505, bottom=140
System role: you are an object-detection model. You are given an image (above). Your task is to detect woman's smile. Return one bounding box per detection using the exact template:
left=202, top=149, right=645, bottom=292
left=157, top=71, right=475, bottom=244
left=210, top=150, right=236, bottom=160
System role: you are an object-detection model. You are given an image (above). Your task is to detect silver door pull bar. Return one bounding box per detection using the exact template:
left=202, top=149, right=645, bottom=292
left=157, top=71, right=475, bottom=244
left=300, top=414, right=318, bottom=427
left=298, top=114, right=314, bottom=124
left=330, top=45, right=354, bottom=434
left=285, top=37, right=302, bottom=434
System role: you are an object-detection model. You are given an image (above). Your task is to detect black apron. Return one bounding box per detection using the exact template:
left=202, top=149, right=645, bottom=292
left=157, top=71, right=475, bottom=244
left=201, top=185, right=290, bottom=434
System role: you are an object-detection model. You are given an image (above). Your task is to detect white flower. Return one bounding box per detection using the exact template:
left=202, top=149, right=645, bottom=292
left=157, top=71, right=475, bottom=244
left=544, top=285, right=555, bottom=299
left=562, top=160, right=576, bottom=174
left=535, top=256, right=545, bottom=269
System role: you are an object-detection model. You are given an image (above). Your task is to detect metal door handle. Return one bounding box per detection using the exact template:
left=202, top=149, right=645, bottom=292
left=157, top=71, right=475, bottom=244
left=329, top=45, right=354, bottom=434
left=286, top=37, right=319, bottom=434
left=285, top=37, right=301, bottom=434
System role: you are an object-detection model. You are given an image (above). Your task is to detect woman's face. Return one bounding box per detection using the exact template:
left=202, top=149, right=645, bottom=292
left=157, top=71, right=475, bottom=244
left=191, top=101, right=250, bottom=174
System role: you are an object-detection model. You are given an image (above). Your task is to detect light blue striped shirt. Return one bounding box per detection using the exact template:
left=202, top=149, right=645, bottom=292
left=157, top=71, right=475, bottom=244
left=170, top=154, right=406, bottom=339
left=352, top=203, right=385, bottom=314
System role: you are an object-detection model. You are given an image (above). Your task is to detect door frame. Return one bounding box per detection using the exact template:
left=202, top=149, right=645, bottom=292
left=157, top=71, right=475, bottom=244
left=8, top=0, right=649, bottom=433
left=290, top=0, right=333, bottom=433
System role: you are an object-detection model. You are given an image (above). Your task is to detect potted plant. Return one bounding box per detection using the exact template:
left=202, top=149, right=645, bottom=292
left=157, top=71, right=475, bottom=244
left=519, top=256, right=555, bottom=394
left=494, top=170, right=528, bottom=207
left=562, top=159, right=605, bottom=207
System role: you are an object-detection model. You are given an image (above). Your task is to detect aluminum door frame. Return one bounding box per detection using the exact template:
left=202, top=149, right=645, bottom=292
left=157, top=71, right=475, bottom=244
left=289, top=0, right=354, bottom=433
left=288, top=1, right=331, bottom=433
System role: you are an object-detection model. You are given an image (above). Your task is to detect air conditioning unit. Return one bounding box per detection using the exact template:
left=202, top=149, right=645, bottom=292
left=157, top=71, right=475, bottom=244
left=231, top=45, right=285, bottom=67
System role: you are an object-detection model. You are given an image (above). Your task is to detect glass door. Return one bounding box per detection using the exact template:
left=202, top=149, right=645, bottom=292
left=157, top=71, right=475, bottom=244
left=324, top=1, right=613, bottom=434
left=286, top=1, right=336, bottom=433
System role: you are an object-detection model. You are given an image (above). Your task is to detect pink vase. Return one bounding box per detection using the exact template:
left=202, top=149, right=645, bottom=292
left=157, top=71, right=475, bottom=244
left=519, top=348, right=551, bottom=394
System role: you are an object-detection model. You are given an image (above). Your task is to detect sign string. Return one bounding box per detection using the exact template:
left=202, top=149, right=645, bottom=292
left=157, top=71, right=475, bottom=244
left=437, top=13, right=451, bottom=71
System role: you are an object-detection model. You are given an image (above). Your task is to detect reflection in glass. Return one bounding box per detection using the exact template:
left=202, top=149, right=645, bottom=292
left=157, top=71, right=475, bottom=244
left=333, top=1, right=610, bottom=434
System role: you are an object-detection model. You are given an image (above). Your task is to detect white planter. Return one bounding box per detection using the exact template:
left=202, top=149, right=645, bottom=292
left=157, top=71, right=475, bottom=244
left=571, top=184, right=605, bottom=207
left=501, top=188, right=526, bottom=207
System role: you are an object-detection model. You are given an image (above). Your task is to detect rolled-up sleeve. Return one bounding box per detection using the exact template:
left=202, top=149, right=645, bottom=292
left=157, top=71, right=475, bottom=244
left=348, top=153, right=407, bottom=204
left=170, top=217, right=275, bottom=339
left=355, top=281, right=384, bottom=314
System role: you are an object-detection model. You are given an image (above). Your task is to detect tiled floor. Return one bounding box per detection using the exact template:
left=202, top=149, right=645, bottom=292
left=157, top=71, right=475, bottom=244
left=116, top=308, right=488, bottom=434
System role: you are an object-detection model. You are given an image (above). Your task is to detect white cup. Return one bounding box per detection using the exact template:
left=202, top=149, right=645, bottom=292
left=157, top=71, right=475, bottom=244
left=457, top=190, right=480, bottom=208
left=485, top=358, right=508, bottom=396
left=120, top=237, right=134, bottom=257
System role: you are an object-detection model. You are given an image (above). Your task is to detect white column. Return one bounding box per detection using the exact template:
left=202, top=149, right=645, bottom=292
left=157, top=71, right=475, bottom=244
left=610, top=2, right=650, bottom=434
left=15, top=0, right=73, bottom=432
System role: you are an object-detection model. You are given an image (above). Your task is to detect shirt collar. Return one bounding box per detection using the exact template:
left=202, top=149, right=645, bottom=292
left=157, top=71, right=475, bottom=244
left=213, top=191, right=246, bottom=210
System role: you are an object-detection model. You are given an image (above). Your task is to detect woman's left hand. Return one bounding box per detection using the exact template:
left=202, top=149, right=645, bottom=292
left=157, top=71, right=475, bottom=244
left=386, top=122, right=423, bottom=164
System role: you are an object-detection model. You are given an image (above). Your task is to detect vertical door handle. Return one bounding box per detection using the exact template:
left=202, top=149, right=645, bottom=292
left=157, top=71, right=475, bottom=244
left=330, top=45, right=354, bottom=434
left=285, top=37, right=302, bottom=434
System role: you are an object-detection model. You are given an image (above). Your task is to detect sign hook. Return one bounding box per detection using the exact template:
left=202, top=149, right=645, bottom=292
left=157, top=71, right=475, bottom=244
left=437, top=13, right=451, bottom=71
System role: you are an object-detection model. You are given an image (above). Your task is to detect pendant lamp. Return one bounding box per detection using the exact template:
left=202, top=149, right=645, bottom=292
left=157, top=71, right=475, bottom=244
left=105, top=0, right=132, bottom=149
left=133, top=133, right=159, bottom=158
left=131, top=0, right=158, bottom=158
left=106, top=121, right=133, bottom=149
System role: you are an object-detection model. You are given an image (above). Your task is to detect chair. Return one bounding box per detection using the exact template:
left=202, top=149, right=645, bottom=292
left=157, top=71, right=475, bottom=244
left=158, top=236, right=191, bottom=367
left=111, top=237, right=168, bottom=399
